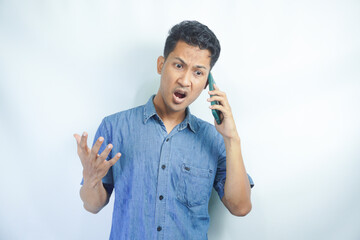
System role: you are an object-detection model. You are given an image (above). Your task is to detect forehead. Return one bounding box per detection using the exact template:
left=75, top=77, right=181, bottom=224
left=169, top=41, right=211, bottom=67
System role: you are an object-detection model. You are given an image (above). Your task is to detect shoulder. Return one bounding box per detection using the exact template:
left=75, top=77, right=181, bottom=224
left=103, top=104, right=144, bottom=123
left=191, top=114, right=225, bottom=156
left=192, top=114, right=223, bottom=140
left=100, top=104, right=144, bottom=131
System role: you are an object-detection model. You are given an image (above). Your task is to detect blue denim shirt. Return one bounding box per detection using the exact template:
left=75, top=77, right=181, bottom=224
left=81, top=94, right=254, bottom=240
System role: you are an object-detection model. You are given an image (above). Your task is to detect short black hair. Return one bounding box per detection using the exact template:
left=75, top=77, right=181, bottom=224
left=163, top=20, right=221, bottom=88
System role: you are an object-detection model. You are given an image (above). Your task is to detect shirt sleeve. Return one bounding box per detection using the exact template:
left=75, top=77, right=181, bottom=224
left=213, top=135, right=255, bottom=201
left=80, top=117, right=114, bottom=195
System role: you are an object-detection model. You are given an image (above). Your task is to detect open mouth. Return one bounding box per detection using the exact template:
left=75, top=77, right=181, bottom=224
left=173, top=89, right=188, bottom=104
left=174, top=92, right=186, bottom=99
left=174, top=89, right=187, bottom=98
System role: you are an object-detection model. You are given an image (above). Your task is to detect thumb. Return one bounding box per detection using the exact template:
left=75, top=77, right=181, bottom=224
left=73, top=133, right=80, bottom=144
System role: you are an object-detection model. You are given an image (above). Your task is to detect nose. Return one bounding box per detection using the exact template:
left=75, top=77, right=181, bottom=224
left=178, top=71, right=191, bottom=88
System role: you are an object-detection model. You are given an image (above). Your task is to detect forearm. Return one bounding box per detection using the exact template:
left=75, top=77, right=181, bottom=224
left=223, top=135, right=252, bottom=215
left=207, top=85, right=252, bottom=215
left=80, top=179, right=109, bottom=214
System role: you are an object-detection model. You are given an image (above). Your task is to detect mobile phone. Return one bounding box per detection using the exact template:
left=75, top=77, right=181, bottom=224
left=208, top=72, right=222, bottom=125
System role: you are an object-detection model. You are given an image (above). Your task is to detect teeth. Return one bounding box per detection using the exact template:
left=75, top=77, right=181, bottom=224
left=175, top=92, right=185, bottom=98
left=175, top=91, right=186, bottom=96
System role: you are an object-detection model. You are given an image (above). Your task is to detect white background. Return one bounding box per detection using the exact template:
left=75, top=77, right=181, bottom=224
left=0, top=0, right=359, bottom=239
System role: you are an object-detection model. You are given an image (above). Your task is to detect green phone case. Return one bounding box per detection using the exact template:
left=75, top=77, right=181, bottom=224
left=208, top=72, right=222, bottom=125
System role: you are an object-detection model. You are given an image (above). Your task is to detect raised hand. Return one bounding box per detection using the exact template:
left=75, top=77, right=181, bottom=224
left=207, top=83, right=239, bottom=140
left=74, top=132, right=121, bottom=188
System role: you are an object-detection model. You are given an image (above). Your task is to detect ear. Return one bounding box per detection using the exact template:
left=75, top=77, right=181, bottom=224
left=157, top=56, right=165, bottom=74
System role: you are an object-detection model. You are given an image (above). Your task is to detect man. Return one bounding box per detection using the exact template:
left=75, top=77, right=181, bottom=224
left=74, top=20, right=254, bottom=239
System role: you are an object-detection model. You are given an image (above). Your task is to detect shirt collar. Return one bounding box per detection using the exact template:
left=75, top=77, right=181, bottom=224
left=143, top=94, right=199, bottom=133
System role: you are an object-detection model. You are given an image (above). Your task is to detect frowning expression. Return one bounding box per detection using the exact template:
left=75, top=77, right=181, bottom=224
left=156, top=40, right=211, bottom=113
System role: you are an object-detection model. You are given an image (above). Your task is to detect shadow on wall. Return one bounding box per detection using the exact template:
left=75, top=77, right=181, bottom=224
left=208, top=188, right=226, bottom=238
left=118, top=42, right=162, bottom=108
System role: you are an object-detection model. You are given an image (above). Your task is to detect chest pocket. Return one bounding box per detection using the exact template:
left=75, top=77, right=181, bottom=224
left=176, top=163, right=213, bottom=207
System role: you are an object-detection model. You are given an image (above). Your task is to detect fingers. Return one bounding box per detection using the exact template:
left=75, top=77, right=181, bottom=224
left=107, top=153, right=121, bottom=167
left=208, top=89, right=225, bottom=98
left=207, top=95, right=223, bottom=103
left=79, top=132, right=88, bottom=149
left=73, top=133, right=81, bottom=145
left=89, top=136, right=104, bottom=161
left=209, top=103, right=226, bottom=112
left=209, top=83, right=222, bottom=93
left=74, top=132, right=91, bottom=156
left=209, top=101, right=231, bottom=120
left=213, top=83, right=219, bottom=90
left=207, top=95, right=230, bottom=109
left=208, top=85, right=227, bottom=102
left=75, top=131, right=121, bottom=169
left=96, top=143, right=113, bottom=164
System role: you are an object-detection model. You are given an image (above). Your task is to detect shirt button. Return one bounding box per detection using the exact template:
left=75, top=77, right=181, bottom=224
left=159, top=195, right=164, bottom=200
left=157, top=226, right=162, bottom=231
left=161, top=165, right=166, bottom=170
left=166, top=138, right=169, bottom=142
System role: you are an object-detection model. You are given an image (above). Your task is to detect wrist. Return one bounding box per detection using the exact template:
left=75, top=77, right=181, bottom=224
left=223, top=134, right=241, bottom=144
left=82, top=180, right=102, bottom=190
left=82, top=174, right=102, bottom=189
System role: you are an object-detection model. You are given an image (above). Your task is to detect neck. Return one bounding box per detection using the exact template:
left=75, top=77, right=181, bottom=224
left=153, top=93, right=186, bottom=124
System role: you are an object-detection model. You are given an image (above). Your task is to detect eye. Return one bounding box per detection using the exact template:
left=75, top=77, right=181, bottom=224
left=195, top=70, right=203, bottom=76
left=175, top=63, right=182, bottom=69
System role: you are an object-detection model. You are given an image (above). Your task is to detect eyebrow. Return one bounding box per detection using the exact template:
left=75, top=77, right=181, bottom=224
left=174, top=57, right=208, bottom=70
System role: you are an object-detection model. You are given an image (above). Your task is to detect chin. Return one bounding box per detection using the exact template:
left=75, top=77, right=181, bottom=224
left=168, top=100, right=188, bottom=112
left=170, top=103, right=187, bottom=112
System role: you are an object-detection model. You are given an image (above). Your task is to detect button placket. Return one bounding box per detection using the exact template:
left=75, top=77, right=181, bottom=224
left=155, top=135, right=173, bottom=238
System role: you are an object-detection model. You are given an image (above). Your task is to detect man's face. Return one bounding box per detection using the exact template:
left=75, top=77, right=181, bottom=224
left=156, top=40, right=211, bottom=113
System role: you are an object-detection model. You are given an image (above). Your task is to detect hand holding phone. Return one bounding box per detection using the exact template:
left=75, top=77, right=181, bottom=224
left=208, top=72, right=222, bottom=125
